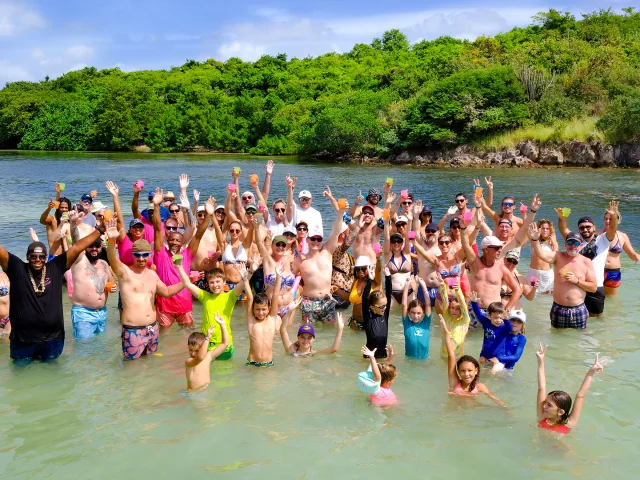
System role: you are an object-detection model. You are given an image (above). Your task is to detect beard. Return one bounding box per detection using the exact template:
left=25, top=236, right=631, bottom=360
left=426, top=235, right=436, bottom=245
left=567, top=250, right=578, bottom=257
left=87, top=252, right=101, bottom=264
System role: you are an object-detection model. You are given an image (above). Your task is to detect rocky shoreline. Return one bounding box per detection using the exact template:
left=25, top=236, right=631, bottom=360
left=339, top=141, right=640, bottom=168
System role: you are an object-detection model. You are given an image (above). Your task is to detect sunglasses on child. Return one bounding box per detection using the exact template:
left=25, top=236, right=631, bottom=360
left=372, top=302, right=387, bottom=309
left=132, top=252, right=151, bottom=258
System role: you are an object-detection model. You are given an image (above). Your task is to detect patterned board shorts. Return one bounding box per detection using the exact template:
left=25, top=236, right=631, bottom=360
left=604, top=268, right=621, bottom=288
left=301, top=295, right=336, bottom=323
left=0, top=316, right=9, bottom=329
left=550, top=302, right=588, bottom=329
left=121, top=322, right=159, bottom=360
left=467, top=303, right=487, bottom=330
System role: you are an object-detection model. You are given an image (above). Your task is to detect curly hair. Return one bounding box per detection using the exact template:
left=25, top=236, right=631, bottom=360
left=457, top=355, right=480, bottom=393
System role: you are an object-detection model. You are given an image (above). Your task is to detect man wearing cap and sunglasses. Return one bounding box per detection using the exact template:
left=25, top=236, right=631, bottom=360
left=552, top=200, right=620, bottom=318
left=293, top=203, right=349, bottom=323
left=79, top=193, right=97, bottom=228
left=285, top=174, right=323, bottom=238
left=0, top=210, right=109, bottom=363
left=349, top=188, right=383, bottom=220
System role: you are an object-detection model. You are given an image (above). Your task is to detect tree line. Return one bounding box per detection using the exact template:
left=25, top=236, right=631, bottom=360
left=1, top=8, right=640, bottom=156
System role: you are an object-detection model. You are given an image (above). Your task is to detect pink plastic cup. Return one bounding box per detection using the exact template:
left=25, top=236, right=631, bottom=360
left=135, top=179, right=144, bottom=190
left=228, top=184, right=236, bottom=191
left=447, top=277, right=458, bottom=287
left=189, top=271, right=200, bottom=282
left=520, top=204, right=528, bottom=214
left=530, top=276, right=539, bottom=286
left=463, top=211, right=472, bottom=223
left=400, top=189, right=409, bottom=198
left=372, top=243, right=382, bottom=256
left=408, top=231, right=416, bottom=240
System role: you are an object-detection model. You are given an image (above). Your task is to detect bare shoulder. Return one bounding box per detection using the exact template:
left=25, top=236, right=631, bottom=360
left=476, top=382, right=489, bottom=393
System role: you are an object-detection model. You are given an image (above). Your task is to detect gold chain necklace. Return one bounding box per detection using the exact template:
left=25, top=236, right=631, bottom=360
left=28, top=265, right=47, bottom=294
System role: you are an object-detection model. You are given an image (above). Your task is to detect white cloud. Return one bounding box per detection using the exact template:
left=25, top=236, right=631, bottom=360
left=0, top=0, right=46, bottom=36
left=218, top=41, right=267, bottom=62
left=0, top=60, right=32, bottom=84
left=65, top=44, right=94, bottom=60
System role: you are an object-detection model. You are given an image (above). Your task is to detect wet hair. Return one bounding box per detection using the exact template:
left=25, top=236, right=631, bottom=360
left=448, top=296, right=461, bottom=312
left=378, top=363, right=397, bottom=385
left=487, top=302, right=505, bottom=315
left=457, top=355, right=480, bottom=392
left=205, top=268, right=225, bottom=280
left=252, top=293, right=271, bottom=310
left=188, top=332, right=207, bottom=348
left=408, top=299, right=425, bottom=313
left=54, top=197, right=72, bottom=224
left=547, top=390, right=573, bottom=424
left=537, top=219, right=556, bottom=244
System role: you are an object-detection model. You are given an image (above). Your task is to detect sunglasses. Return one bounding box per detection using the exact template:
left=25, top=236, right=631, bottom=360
left=438, top=240, right=450, bottom=245
left=89, top=242, right=102, bottom=249
left=390, top=239, right=403, bottom=244
left=450, top=225, right=460, bottom=230
left=242, top=196, right=253, bottom=201
left=487, top=245, right=503, bottom=250
left=196, top=213, right=205, bottom=217
left=95, top=214, right=104, bottom=219
left=170, top=209, right=180, bottom=213
left=309, top=236, right=323, bottom=242
left=578, top=225, right=592, bottom=230
left=245, top=210, right=257, bottom=214
left=274, top=208, right=286, bottom=213
left=132, top=252, right=151, bottom=258
left=402, top=201, right=412, bottom=205
left=426, top=229, right=437, bottom=234
left=274, top=242, right=287, bottom=248
left=506, top=258, right=519, bottom=265
left=503, top=202, right=515, bottom=207
left=567, top=239, right=581, bottom=247
left=372, top=303, right=387, bottom=309
left=297, top=227, right=308, bottom=231
left=284, top=233, right=295, bottom=238
left=361, top=211, right=373, bottom=216
left=165, top=226, right=178, bottom=231
left=229, top=229, right=241, bottom=233
left=455, top=199, right=465, bottom=204
left=396, top=223, right=407, bottom=227
left=354, top=266, right=368, bottom=273
left=28, top=253, right=47, bottom=260
left=300, top=197, right=311, bottom=201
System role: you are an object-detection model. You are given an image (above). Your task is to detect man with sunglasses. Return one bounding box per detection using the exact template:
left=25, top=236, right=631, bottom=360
left=480, top=193, right=524, bottom=234
left=79, top=193, right=97, bottom=228
left=0, top=212, right=108, bottom=363
left=352, top=204, right=383, bottom=264
left=554, top=201, right=619, bottom=317
left=528, top=225, right=598, bottom=328
left=461, top=215, right=522, bottom=329
left=294, top=206, right=348, bottom=323
left=265, top=199, right=288, bottom=237
left=132, top=185, right=170, bottom=243
left=152, top=189, right=212, bottom=328
left=349, top=188, right=383, bottom=220
left=286, top=174, right=324, bottom=237
left=412, top=222, right=442, bottom=307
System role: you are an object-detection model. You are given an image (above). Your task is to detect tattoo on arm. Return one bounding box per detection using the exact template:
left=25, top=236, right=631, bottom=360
left=71, top=222, right=80, bottom=244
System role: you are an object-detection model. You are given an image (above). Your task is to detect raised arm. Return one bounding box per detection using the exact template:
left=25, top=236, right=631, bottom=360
left=156, top=276, right=185, bottom=298
left=316, top=312, right=345, bottom=354
left=322, top=185, right=340, bottom=212
left=567, top=355, right=604, bottom=428
left=285, top=174, right=296, bottom=224
left=152, top=188, right=164, bottom=253
left=485, top=176, right=494, bottom=206
left=106, top=181, right=126, bottom=241
left=438, top=205, right=458, bottom=232
left=186, top=324, right=215, bottom=368
left=279, top=298, right=298, bottom=354
left=412, top=239, right=438, bottom=267
left=323, top=204, right=348, bottom=254
left=440, top=315, right=460, bottom=390
left=66, top=212, right=103, bottom=269
left=39, top=200, right=55, bottom=226
left=261, top=160, right=274, bottom=202
left=501, top=194, right=541, bottom=253
left=536, top=343, right=547, bottom=420
left=528, top=223, right=557, bottom=264
left=478, top=196, right=499, bottom=223
left=555, top=208, right=570, bottom=239
left=105, top=219, right=125, bottom=277
left=188, top=197, right=214, bottom=256
left=362, top=345, right=382, bottom=383
left=234, top=264, right=250, bottom=297
left=605, top=201, right=619, bottom=242
left=460, top=218, right=477, bottom=267
left=131, top=182, right=143, bottom=219
left=348, top=190, right=363, bottom=217
left=176, top=261, right=202, bottom=298
left=401, top=276, right=412, bottom=317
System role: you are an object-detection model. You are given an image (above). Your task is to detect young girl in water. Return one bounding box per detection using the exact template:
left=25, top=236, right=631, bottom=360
left=362, top=266, right=392, bottom=359
left=440, top=315, right=506, bottom=407
left=401, top=275, right=432, bottom=359
left=437, top=274, right=470, bottom=360
left=536, top=344, right=604, bottom=434
left=359, top=344, right=397, bottom=406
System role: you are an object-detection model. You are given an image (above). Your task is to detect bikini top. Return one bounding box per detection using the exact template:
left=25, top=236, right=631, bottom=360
left=222, top=243, right=247, bottom=264
left=538, top=418, right=571, bottom=434
left=440, top=264, right=461, bottom=278
left=0, top=285, right=8, bottom=297
left=264, top=272, right=296, bottom=290
left=449, top=382, right=478, bottom=396
left=609, top=235, right=623, bottom=254
left=387, top=254, right=412, bottom=274
left=349, top=281, right=363, bottom=305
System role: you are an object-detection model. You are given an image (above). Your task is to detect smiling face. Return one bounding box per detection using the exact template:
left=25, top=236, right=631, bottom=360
left=241, top=193, right=255, bottom=206
left=498, top=222, right=512, bottom=239
left=488, top=312, right=503, bottom=327
left=438, top=235, right=451, bottom=253
left=273, top=201, right=286, bottom=221
left=511, top=319, right=524, bottom=334
left=297, top=332, right=314, bottom=352
left=578, top=221, right=595, bottom=241
left=483, top=245, right=503, bottom=261
left=253, top=302, right=270, bottom=321
left=542, top=394, right=564, bottom=422
left=27, top=252, right=47, bottom=271
left=229, top=222, right=242, bottom=240
left=208, top=275, right=225, bottom=294
left=361, top=209, right=374, bottom=224
left=457, top=360, right=478, bottom=386
left=565, top=239, right=581, bottom=257
left=167, top=232, right=184, bottom=254
left=501, top=197, right=515, bottom=214
left=538, top=221, right=551, bottom=240
left=455, top=195, right=467, bottom=212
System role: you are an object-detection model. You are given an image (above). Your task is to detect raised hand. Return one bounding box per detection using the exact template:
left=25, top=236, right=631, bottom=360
left=29, top=227, right=39, bottom=242
left=105, top=218, right=120, bottom=240
left=588, top=354, right=604, bottom=375
left=322, top=185, right=333, bottom=199
left=48, top=198, right=56, bottom=210
left=527, top=222, right=540, bottom=240
left=231, top=168, right=239, bottom=181
left=205, top=196, right=215, bottom=216
left=193, top=189, right=200, bottom=203
left=413, top=203, right=422, bottom=216
left=54, top=182, right=62, bottom=195
left=361, top=345, right=376, bottom=358
left=288, top=296, right=303, bottom=311
left=179, top=192, right=190, bottom=209
left=152, top=187, right=163, bottom=206
left=133, top=181, right=143, bottom=194
left=386, top=343, right=394, bottom=358
left=356, top=190, right=364, bottom=204
left=473, top=178, right=481, bottom=188
left=265, top=160, right=274, bottom=174
left=606, top=200, right=619, bottom=217
left=554, top=207, right=566, bottom=218
left=447, top=205, right=458, bottom=215
left=535, top=342, right=547, bottom=361
left=179, top=173, right=189, bottom=190
left=386, top=192, right=396, bottom=205
left=469, top=290, right=478, bottom=302
left=236, top=263, right=248, bottom=280
left=105, top=181, right=119, bottom=197
left=530, top=194, right=541, bottom=212
left=214, top=314, right=225, bottom=327
left=69, top=209, right=84, bottom=223
left=485, top=176, right=493, bottom=189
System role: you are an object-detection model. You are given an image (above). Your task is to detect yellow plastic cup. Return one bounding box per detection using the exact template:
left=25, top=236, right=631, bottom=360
left=382, top=208, right=390, bottom=220
left=386, top=178, right=393, bottom=186
left=53, top=201, right=60, bottom=209
left=475, top=187, right=483, bottom=198
left=58, top=183, right=66, bottom=191
left=338, top=198, right=347, bottom=209
left=562, top=208, right=571, bottom=217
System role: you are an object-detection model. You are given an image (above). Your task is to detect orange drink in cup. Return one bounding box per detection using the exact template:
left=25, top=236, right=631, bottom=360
left=189, top=271, right=200, bottom=283
left=102, top=209, right=114, bottom=222
left=53, top=201, right=60, bottom=209
left=338, top=198, right=347, bottom=209
left=383, top=208, right=390, bottom=220
left=386, top=178, right=393, bottom=187
left=91, top=190, right=98, bottom=198
left=475, top=187, right=483, bottom=198
left=250, top=174, right=259, bottom=185
left=105, top=281, right=117, bottom=292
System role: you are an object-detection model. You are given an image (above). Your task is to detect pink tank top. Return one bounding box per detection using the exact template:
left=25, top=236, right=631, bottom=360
left=117, top=235, right=153, bottom=267
left=370, top=386, right=397, bottom=406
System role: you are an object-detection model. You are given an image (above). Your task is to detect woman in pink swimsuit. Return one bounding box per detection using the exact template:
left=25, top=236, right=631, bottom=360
left=440, top=316, right=506, bottom=406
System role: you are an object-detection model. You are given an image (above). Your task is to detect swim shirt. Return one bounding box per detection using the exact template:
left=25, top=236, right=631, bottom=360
left=402, top=312, right=432, bottom=359
left=497, top=333, right=527, bottom=370
left=471, top=301, right=512, bottom=359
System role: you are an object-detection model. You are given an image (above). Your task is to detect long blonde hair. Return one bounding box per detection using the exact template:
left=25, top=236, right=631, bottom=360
left=537, top=219, right=555, bottom=245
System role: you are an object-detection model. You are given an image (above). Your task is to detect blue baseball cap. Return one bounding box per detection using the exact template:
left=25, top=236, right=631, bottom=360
left=147, top=191, right=155, bottom=199
left=297, top=324, right=315, bottom=337
left=81, top=194, right=93, bottom=203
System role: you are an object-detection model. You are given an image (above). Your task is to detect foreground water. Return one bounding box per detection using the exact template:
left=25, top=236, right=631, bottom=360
left=0, top=151, right=639, bottom=479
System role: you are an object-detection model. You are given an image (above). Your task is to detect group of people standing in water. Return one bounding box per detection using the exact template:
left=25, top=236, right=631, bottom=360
left=0, top=161, right=637, bottom=435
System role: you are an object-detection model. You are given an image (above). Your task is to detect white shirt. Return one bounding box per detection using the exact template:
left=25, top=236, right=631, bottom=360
left=581, top=234, right=611, bottom=287
left=265, top=212, right=285, bottom=237
left=293, top=204, right=323, bottom=237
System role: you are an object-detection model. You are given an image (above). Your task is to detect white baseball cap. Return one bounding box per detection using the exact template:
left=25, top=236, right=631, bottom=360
left=354, top=255, right=371, bottom=267
left=480, top=236, right=504, bottom=249
left=509, top=310, right=527, bottom=324
left=395, top=215, right=408, bottom=225
left=298, top=190, right=312, bottom=199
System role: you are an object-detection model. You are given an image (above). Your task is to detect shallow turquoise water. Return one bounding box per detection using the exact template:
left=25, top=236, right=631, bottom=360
left=0, top=152, right=639, bottom=479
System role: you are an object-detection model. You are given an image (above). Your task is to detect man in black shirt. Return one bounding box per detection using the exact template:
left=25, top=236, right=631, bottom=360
left=0, top=212, right=104, bottom=363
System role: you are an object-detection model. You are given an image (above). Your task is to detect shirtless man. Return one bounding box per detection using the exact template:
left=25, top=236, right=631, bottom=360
left=528, top=225, right=597, bottom=329
left=191, top=201, right=223, bottom=273
left=460, top=216, right=522, bottom=329
left=439, top=192, right=476, bottom=228
left=293, top=205, right=346, bottom=323
left=411, top=222, right=441, bottom=307
left=39, top=191, right=72, bottom=257
left=245, top=266, right=283, bottom=367
left=349, top=188, right=383, bottom=220
left=105, top=221, right=185, bottom=360
left=69, top=230, right=114, bottom=339
left=480, top=179, right=524, bottom=233
left=352, top=204, right=383, bottom=263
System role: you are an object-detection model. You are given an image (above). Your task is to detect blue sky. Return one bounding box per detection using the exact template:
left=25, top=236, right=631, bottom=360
left=0, top=0, right=636, bottom=85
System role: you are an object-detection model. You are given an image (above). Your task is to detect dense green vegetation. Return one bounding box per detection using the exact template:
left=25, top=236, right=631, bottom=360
left=2, top=8, right=640, bottom=155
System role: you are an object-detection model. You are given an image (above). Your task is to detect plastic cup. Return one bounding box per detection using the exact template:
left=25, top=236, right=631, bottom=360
left=382, top=208, right=390, bottom=220
left=520, top=204, right=528, bottom=214
left=172, top=254, right=183, bottom=265
left=233, top=167, right=241, bottom=175
left=338, top=198, right=347, bottom=209
left=228, top=184, right=236, bottom=192
left=53, top=201, right=60, bottom=209
left=474, top=187, right=483, bottom=198
left=105, top=281, right=116, bottom=292
left=62, top=212, right=69, bottom=221
left=447, top=277, right=458, bottom=287
left=400, top=189, right=409, bottom=198
left=258, top=201, right=266, bottom=212
left=189, top=271, right=200, bottom=282
left=408, top=231, right=416, bottom=240
left=135, top=180, right=144, bottom=190
left=250, top=174, right=259, bottom=185
left=58, top=183, right=66, bottom=191
left=386, top=178, right=393, bottom=186
left=91, top=190, right=98, bottom=198
left=372, top=243, right=382, bottom=256
left=562, top=207, right=571, bottom=217
left=463, top=211, right=472, bottom=223
left=208, top=250, right=215, bottom=258
left=530, top=276, right=539, bottom=286
left=102, top=209, right=114, bottom=222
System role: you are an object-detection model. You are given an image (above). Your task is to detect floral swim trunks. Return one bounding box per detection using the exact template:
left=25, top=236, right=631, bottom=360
left=121, top=322, right=159, bottom=360
left=301, top=295, right=336, bottom=323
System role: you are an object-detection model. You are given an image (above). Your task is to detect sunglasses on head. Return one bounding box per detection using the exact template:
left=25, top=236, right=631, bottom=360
left=132, top=252, right=151, bottom=258
left=506, top=258, right=518, bottom=265
left=309, top=236, right=323, bottom=242
left=566, top=239, right=581, bottom=247
left=170, top=209, right=180, bottom=213
left=274, top=242, right=287, bottom=248
left=438, top=240, right=450, bottom=245
left=503, top=202, right=514, bottom=207
left=297, top=226, right=308, bottom=231
left=300, top=197, right=311, bottom=201
left=229, top=228, right=241, bottom=233
left=274, top=208, right=286, bottom=213
left=28, top=253, right=47, bottom=260
left=455, top=199, right=465, bottom=204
